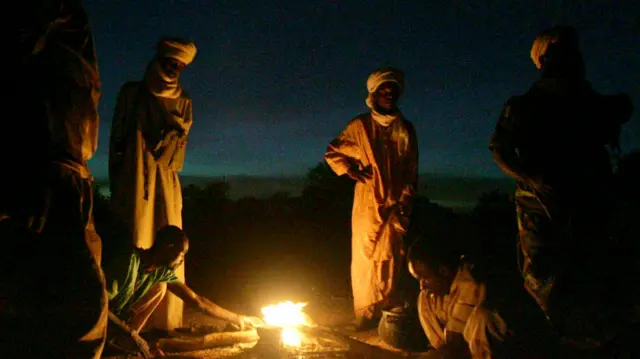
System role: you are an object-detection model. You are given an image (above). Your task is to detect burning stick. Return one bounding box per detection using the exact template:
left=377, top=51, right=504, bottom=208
left=260, top=301, right=311, bottom=347
left=156, top=329, right=260, bottom=352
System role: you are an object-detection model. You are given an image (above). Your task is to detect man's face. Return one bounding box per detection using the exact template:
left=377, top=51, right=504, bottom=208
left=408, top=259, right=452, bottom=296
left=159, top=57, right=186, bottom=79
left=373, top=81, right=401, bottom=113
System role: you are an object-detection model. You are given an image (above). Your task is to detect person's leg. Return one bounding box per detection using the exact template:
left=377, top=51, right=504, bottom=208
left=515, top=192, right=564, bottom=322
left=107, top=284, right=168, bottom=354
left=126, top=283, right=168, bottom=332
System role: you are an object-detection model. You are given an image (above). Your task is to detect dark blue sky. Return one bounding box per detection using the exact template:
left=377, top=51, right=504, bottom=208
left=84, top=0, right=639, bottom=179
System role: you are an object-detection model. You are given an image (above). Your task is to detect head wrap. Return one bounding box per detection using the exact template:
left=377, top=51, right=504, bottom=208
left=365, top=67, right=405, bottom=119
left=366, top=67, right=405, bottom=95
left=156, top=37, right=197, bottom=65
left=530, top=25, right=579, bottom=69
left=144, top=38, right=197, bottom=98
left=364, top=67, right=411, bottom=158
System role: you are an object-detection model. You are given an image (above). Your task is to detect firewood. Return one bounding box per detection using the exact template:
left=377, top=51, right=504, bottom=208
left=157, top=329, right=259, bottom=352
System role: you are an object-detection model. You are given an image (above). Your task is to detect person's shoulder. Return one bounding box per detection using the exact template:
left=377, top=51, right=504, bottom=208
left=179, top=88, right=192, bottom=101
left=503, top=93, right=529, bottom=109
left=348, top=113, right=370, bottom=126
left=155, top=266, right=180, bottom=284
left=402, top=117, right=416, bottom=131
left=498, top=93, right=532, bottom=121
left=459, top=257, right=488, bottom=287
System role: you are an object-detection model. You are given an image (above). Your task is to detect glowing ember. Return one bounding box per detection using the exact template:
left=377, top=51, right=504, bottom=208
left=261, top=301, right=309, bottom=347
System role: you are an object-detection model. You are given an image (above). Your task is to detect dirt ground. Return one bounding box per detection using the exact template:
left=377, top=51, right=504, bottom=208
left=103, top=296, right=410, bottom=359
left=103, top=297, right=640, bottom=359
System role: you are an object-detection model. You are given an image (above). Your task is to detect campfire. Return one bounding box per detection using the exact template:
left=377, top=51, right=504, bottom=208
left=261, top=301, right=310, bottom=347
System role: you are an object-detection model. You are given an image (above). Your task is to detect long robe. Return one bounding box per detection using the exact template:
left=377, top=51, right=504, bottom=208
left=109, top=81, right=193, bottom=330
left=325, top=113, right=418, bottom=321
left=2, top=1, right=108, bottom=358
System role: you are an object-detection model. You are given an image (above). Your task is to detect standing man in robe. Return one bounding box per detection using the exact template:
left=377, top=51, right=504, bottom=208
left=489, top=25, right=633, bottom=342
left=109, top=37, right=197, bottom=331
left=325, top=67, right=419, bottom=331
left=1, top=1, right=108, bottom=358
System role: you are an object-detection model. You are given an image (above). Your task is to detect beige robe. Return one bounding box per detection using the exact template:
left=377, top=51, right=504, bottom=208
left=418, top=264, right=508, bottom=359
left=109, top=81, right=193, bottom=330
left=325, top=113, right=418, bottom=320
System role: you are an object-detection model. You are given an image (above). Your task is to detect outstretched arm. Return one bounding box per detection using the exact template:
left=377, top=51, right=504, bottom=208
left=167, top=282, right=243, bottom=326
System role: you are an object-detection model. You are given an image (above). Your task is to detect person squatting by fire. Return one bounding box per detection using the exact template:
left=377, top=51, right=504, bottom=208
left=103, top=225, right=264, bottom=353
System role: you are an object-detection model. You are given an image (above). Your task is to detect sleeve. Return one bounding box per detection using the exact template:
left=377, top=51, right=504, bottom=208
left=400, top=120, right=419, bottom=209
left=159, top=268, right=180, bottom=284
left=108, top=84, right=133, bottom=179
left=103, top=254, right=132, bottom=300
left=445, top=273, right=486, bottom=335
left=17, top=0, right=66, bottom=59
left=169, top=98, right=193, bottom=172
left=324, top=119, right=362, bottom=176
left=488, top=98, right=521, bottom=152
left=602, top=93, right=634, bottom=149
left=445, top=300, right=476, bottom=334
left=181, top=98, right=194, bottom=136
left=463, top=306, right=508, bottom=359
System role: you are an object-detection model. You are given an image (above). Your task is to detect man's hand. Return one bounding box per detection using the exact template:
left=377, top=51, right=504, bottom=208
left=235, top=315, right=265, bottom=330
left=521, top=173, right=552, bottom=195
left=242, top=316, right=265, bottom=329
left=393, top=206, right=410, bottom=234
left=347, top=165, right=373, bottom=183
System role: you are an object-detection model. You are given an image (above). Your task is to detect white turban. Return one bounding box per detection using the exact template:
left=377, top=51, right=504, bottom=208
left=364, top=67, right=411, bottom=157
left=365, top=67, right=405, bottom=115
left=366, top=67, right=405, bottom=94
left=156, top=38, right=197, bottom=65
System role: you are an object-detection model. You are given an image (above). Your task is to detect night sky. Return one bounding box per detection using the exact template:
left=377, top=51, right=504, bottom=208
left=83, top=0, right=639, bottom=180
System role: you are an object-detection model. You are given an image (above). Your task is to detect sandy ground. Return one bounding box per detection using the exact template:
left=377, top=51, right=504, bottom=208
left=103, top=298, right=640, bottom=359
left=103, top=296, right=410, bottom=359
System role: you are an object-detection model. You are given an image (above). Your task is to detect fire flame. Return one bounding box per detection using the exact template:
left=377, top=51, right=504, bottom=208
left=261, top=301, right=308, bottom=347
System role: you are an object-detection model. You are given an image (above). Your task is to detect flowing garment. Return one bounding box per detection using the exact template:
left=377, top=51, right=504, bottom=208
left=325, top=113, right=418, bottom=321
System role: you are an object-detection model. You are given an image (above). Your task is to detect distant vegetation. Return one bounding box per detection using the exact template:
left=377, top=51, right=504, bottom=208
left=95, top=171, right=513, bottom=208
left=93, top=151, right=640, bottom=316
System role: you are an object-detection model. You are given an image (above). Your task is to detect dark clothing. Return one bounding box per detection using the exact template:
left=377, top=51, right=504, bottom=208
left=0, top=166, right=108, bottom=359
left=490, top=78, right=633, bottom=339
left=4, top=0, right=100, bottom=219
left=1, top=1, right=107, bottom=358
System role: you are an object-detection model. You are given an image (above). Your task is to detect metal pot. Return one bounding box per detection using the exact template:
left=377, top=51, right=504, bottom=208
left=377, top=307, right=430, bottom=352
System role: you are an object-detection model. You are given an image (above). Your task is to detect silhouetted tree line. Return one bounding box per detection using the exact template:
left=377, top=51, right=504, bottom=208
left=92, top=151, right=640, bottom=310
